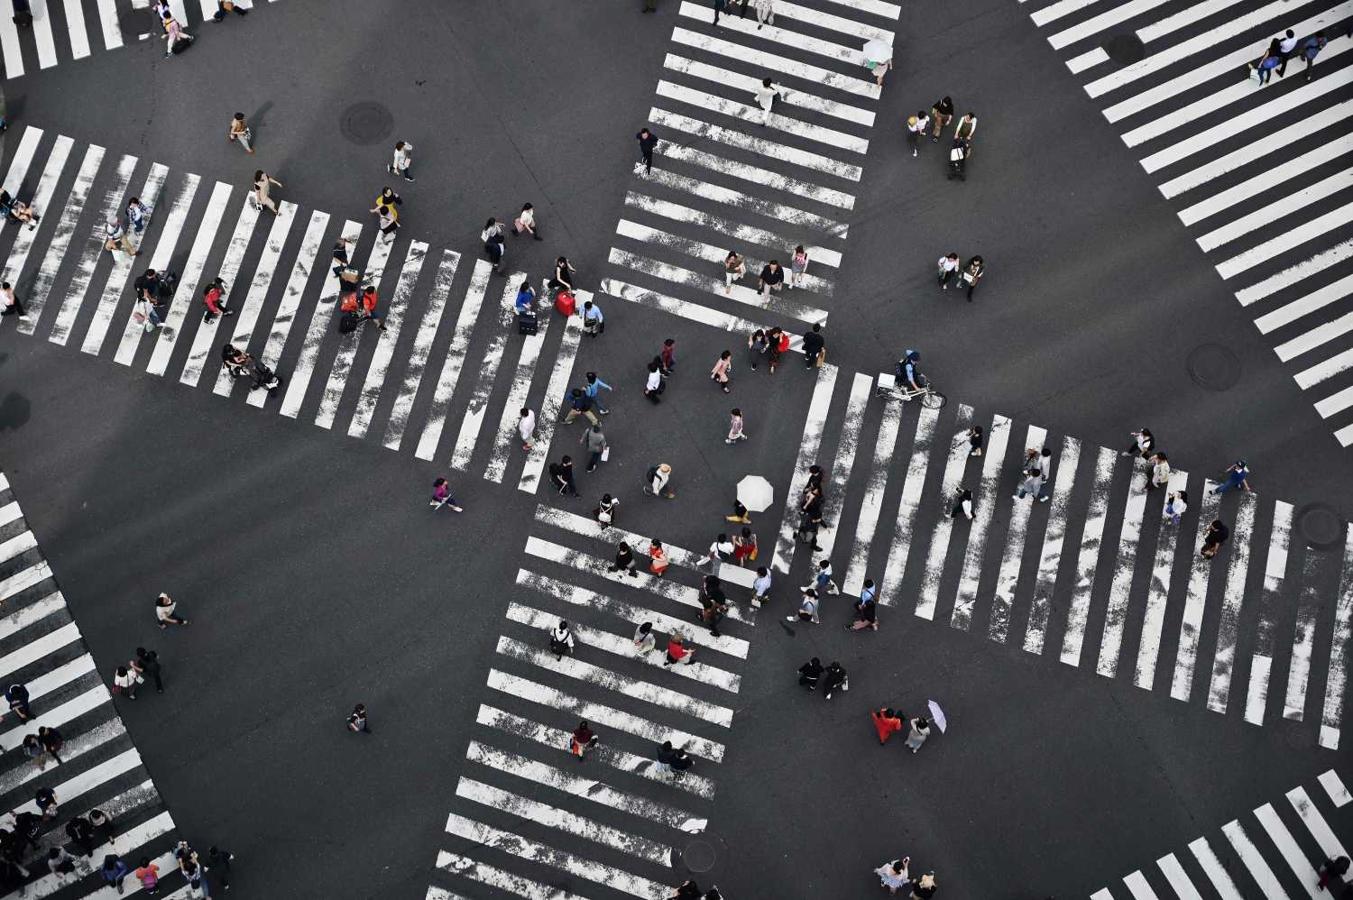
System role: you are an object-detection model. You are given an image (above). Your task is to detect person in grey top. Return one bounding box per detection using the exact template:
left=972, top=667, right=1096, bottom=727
left=580, top=425, right=608, bottom=473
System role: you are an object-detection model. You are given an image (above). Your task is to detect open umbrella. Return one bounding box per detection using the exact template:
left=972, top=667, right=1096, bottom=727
left=862, top=37, right=892, bottom=66
left=927, top=699, right=948, bottom=733
left=736, top=474, right=774, bottom=513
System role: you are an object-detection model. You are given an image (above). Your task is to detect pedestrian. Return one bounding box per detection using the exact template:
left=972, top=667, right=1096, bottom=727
left=209, top=847, right=237, bottom=892
left=550, top=256, right=578, bottom=294
left=1318, top=855, right=1350, bottom=889
left=1253, top=38, right=1282, bottom=85
left=660, top=337, right=677, bottom=374
left=849, top=579, right=879, bottom=631
left=789, top=244, right=809, bottom=288
left=960, top=255, right=984, bottom=301
left=951, top=486, right=974, bottom=519
left=251, top=171, right=282, bottom=216
left=101, top=854, right=130, bottom=891
left=752, top=0, right=774, bottom=26
left=904, top=716, right=931, bottom=753
left=570, top=721, right=599, bottom=759
left=183, top=858, right=209, bottom=898
left=161, top=12, right=192, bottom=57
left=968, top=425, right=984, bottom=457
left=46, top=847, right=76, bottom=879
left=866, top=45, right=892, bottom=86
left=430, top=477, right=463, bottom=512
left=703, top=888, right=723, bottom=900
left=725, top=499, right=751, bottom=524
left=649, top=539, right=670, bottom=576
left=513, top=201, right=541, bottom=240
left=516, top=279, right=536, bottom=314
left=937, top=252, right=960, bottom=290
left=954, top=111, right=978, bottom=146
left=753, top=77, right=780, bottom=124
left=518, top=407, right=536, bottom=450
left=388, top=140, right=414, bottom=182
left=227, top=113, right=253, bottom=154
left=1201, top=519, right=1230, bottom=559
left=788, top=588, right=821, bottom=624
left=711, top=350, right=732, bottom=393
left=1277, top=28, right=1298, bottom=77
left=201, top=276, right=231, bottom=322
left=822, top=661, right=848, bottom=700
left=595, top=493, right=618, bottom=527
left=636, top=127, right=659, bottom=175
left=38, top=725, right=63, bottom=764
left=65, top=815, right=96, bottom=857
left=669, top=879, right=702, bottom=900
left=610, top=541, right=640, bottom=576
left=711, top=0, right=725, bottom=25
left=582, top=300, right=605, bottom=336
left=134, top=856, right=160, bottom=893
left=126, top=197, right=149, bottom=235
left=113, top=665, right=142, bottom=699
left=548, top=456, right=579, bottom=497
left=696, top=534, right=736, bottom=568
left=579, top=424, right=608, bottom=473
left=911, top=872, right=939, bottom=898
left=373, top=199, right=399, bottom=244
left=765, top=326, right=788, bottom=373
left=658, top=740, right=693, bottom=775
left=1146, top=452, right=1171, bottom=492
left=723, top=250, right=746, bottom=295
left=799, top=498, right=825, bottom=552
left=481, top=218, right=506, bottom=275
left=664, top=633, right=694, bottom=666
left=346, top=703, right=371, bottom=733
left=562, top=388, right=600, bottom=427
left=698, top=589, right=728, bottom=638
left=104, top=219, right=141, bottom=257
left=1213, top=459, right=1252, bottom=494
left=211, top=0, right=247, bottom=21
left=22, top=733, right=44, bottom=767
left=807, top=558, right=839, bottom=595
left=0, top=282, right=24, bottom=318
left=134, top=293, right=163, bottom=332
left=732, top=526, right=758, bottom=566
left=644, top=360, right=665, bottom=403
left=549, top=620, right=575, bottom=659
left=751, top=566, right=772, bottom=608
left=634, top=622, right=657, bottom=654
left=1165, top=490, right=1188, bottom=525
left=1015, top=466, right=1041, bottom=502
left=645, top=463, right=675, bottom=498
left=798, top=656, right=824, bottom=690
left=906, top=112, right=928, bottom=157
left=35, top=785, right=57, bottom=819
left=930, top=95, right=954, bottom=141
left=802, top=322, right=825, bottom=369
left=1123, top=427, right=1155, bottom=458
left=744, top=332, right=769, bottom=375
left=331, top=236, right=354, bottom=277
left=871, top=707, right=904, bottom=744
left=89, top=808, right=114, bottom=846
left=1301, top=30, right=1327, bottom=80
left=758, top=259, right=785, bottom=298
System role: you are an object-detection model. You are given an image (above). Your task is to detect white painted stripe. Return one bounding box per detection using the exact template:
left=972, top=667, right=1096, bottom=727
left=1288, top=786, right=1352, bottom=880
left=1088, top=0, right=1349, bottom=98
left=0, top=501, right=21, bottom=529
left=879, top=404, right=939, bottom=607
left=1254, top=803, right=1320, bottom=898
left=0, top=134, right=72, bottom=320
left=451, top=272, right=526, bottom=470
left=951, top=415, right=1012, bottom=632
left=1320, top=530, right=1353, bottom=749
left=1091, top=890, right=1115, bottom=900
left=1023, top=436, right=1080, bottom=655
left=143, top=180, right=231, bottom=373
left=167, top=0, right=188, bottom=22
left=1316, top=382, right=1353, bottom=419
left=29, top=0, right=57, bottom=69
left=989, top=424, right=1046, bottom=643
left=1283, top=319, right=1353, bottom=382
left=10, top=747, right=140, bottom=816
left=484, top=312, right=548, bottom=483
left=677, top=1, right=864, bottom=67
left=655, top=138, right=855, bottom=210
left=1095, top=459, right=1150, bottom=678
left=209, top=201, right=298, bottom=394
left=774, top=0, right=894, bottom=42
left=655, top=81, right=869, bottom=154
left=178, top=194, right=260, bottom=386
left=601, top=277, right=767, bottom=338
left=0, top=559, right=52, bottom=604
left=505, top=602, right=740, bottom=692
left=843, top=397, right=902, bottom=596
left=532, top=505, right=756, bottom=589
left=523, top=536, right=749, bottom=625
left=1067, top=46, right=1111, bottom=74
left=1189, top=836, right=1246, bottom=900
left=0, top=716, right=124, bottom=794
left=626, top=192, right=843, bottom=268
left=314, top=230, right=395, bottom=429
left=1200, top=168, right=1353, bottom=253
left=1335, top=422, right=1353, bottom=449
left=772, top=364, right=838, bottom=576
left=246, top=209, right=330, bottom=406
left=442, top=815, right=669, bottom=900
left=110, top=172, right=199, bottom=364
left=1222, top=819, right=1291, bottom=899
left=47, top=152, right=135, bottom=346
left=384, top=251, right=461, bottom=450
left=1133, top=469, right=1189, bottom=689
left=0, top=619, right=79, bottom=680
left=615, top=219, right=833, bottom=296
left=631, top=164, right=848, bottom=237
left=1136, top=0, right=1246, bottom=44
left=485, top=669, right=724, bottom=762
left=1246, top=502, right=1293, bottom=725
left=0, top=2, right=25, bottom=78
left=0, top=655, right=94, bottom=744
left=60, top=0, right=90, bottom=58
left=1031, top=0, right=1098, bottom=28
left=1048, top=0, right=1167, bottom=50
left=518, top=313, right=584, bottom=494
left=1207, top=492, right=1259, bottom=715
left=197, top=0, right=215, bottom=17
left=1170, top=482, right=1221, bottom=702
left=0, top=811, right=176, bottom=900
left=810, top=374, right=871, bottom=559
left=1156, top=853, right=1203, bottom=900
left=0, top=590, right=62, bottom=640
left=1319, top=770, right=1351, bottom=807
left=1260, top=271, right=1353, bottom=339
left=18, top=144, right=102, bottom=332
left=649, top=107, right=863, bottom=181
left=496, top=634, right=734, bottom=727
left=815, top=0, right=901, bottom=19
left=0, top=684, right=106, bottom=751
left=1163, top=102, right=1353, bottom=201
left=456, top=777, right=673, bottom=866
left=347, top=240, right=429, bottom=437
left=914, top=405, right=973, bottom=619
left=81, top=162, right=169, bottom=355
left=477, top=703, right=716, bottom=797
left=670, top=27, right=879, bottom=100
left=1061, top=447, right=1118, bottom=667
left=413, top=258, right=491, bottom=458
left=0, top=128, right=42, bottom=214
left=0, top=529, right=36, bottom=561
left=1123, top=870, right=1161, bottom=900
left=663, top=54, right=874, bottom=127
left=432, top=851, right=562, bottom=900
left=279, top=219, right=363, bottom=418
left=1238, top=239, right=1353, bottom=308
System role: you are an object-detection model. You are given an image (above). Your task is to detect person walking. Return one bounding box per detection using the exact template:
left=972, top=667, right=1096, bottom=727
left=751, top=566, right=772, bottom=608
left=822, top=661, right=848, bottom=700
left=155, top=592, right=189, bottom=628
left=805, top=558, right=838, bottom=595
left=758, top=259, right=785, bottom=298
left=388, top=140, right=414, bottom=182
left=726, top=408, right=747, bottom=443
left=906, top=111, right=929, bottom=157
left=968, top=424, right=984, bottom=457
left=723, top=250, right=746, bottom=295
left=711, top=350, right=732, bottom=394
left=1276, top=28, right=1298, bottom=77
left=6, top=681, right=33, bottom=723
left=636, top=127, right=659, bottom=175
left=660, top=337, right=677, bottom=375
left=954, top=111, right=978, bottom=146
left=634, top=621, right=657, bottom=654
left=1253, top=38, right=1282, bottom=84
left=1165, top=490, right=1188, bottom=525
left=610, top=541, right=640, bottom=576
left=35, top=785, right=58, bottom=819
left=518, top=407, right=536, bottom=450
left=134, top=857, right=160, bottom=893
left=1317, top=855, right=1350, bottom=889
left=752, top=0, right=774, bottom=26
left=0, top=282, right=24, bottom=318
left=644, top=360, right=666, bottom=404
left=657, top=740, right=693, bottom=776
left=960, top=255, right=985, bottom=301
left=711, top=0, right=726, bottom=25
left=580, top=424, right=608, bottom=473
left=951, top=486, right=975, bottom=520
left=802, top=322, right=825, bottom=368
left=789, top=245, right=809, bottom=288
left=1123, top=427, right=1155, bottom=459
left=372, top=199, right=399, bottom=244
left=1201, top=519, right=1230, bottom=559
left=911, top=871, right=939, bottom=898
left=1301, top=30, right=1327, bottom=80
left=101, top=854, right=130, bottom=892
left=201, top=276, right=232, bottom=322
left=561, top=388, right=600, bottom=427
left=696, top=534, right=736, bottom=568
left=104, top=219, right=141, bottom=258
left=648, top=540, right=670, bottom=576
left=1146, top=452, right=1171, bottom=492
left=849, top=579, right=879, bottom=631
left=732, top=526, right=758, bottom=566
left=347, top=703, right=371, bottom=733
left=669, top=879, right=702, bottom=900
left=512, top=201, right=541, bottom=239
left=430, top=477, right=463, bottom=512
left=227, top=113, right=254, bottom=154
left=645, top=463, right=675, bottom=498
left=595, top=493, right=618, bottom=528
left=937, top=252, right=960, bottom=289
left=798, top=656, right=824, bottom=690
left=871, top=708, right=904, bottom=745
left=930, top=95, right=954, bottom=141
left=126, top=197, right=149, bottom=235
left=1213, top=459, right=1252, bottom=494
left=745, top=329, right=768, bottom=372
left=161, top=12, right=192, bottom=57
left=766, top=326, right=787, bottom=373
left=582, top=300, right=605, bottom=336
left=549, top=456, right=579, bottom=497
left=549, top=620, right=575, bottom=659
left=570, top=721, right=599, bottom=759
left=1014, top=466, right=1042, bottom=502
left=753, top=77, right=781, bottom=124
left=788, top=588, right=820, bottom=624
left=38, top=725, right=63, bottom=764
left=481, top=218, right=506, bottom=275
left=664, top=633, right=694, bottom=666
left=252, top=171, right=282, bottom=216
left=211, top=0, right=248, bottom=21
left=65, top=815, right=96, bottom=857
left=113, top=665, right=142, bottom=699
left=904, top=716, right=931, bottom=753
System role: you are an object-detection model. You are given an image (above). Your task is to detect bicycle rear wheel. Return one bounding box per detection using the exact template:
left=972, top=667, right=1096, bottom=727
left=922, top=390, right=947, bottom=409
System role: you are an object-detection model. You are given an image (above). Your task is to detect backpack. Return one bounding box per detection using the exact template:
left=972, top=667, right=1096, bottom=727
left=338, top=312, right=359, bottom=334
left=645, top=466, right=658, bottom=485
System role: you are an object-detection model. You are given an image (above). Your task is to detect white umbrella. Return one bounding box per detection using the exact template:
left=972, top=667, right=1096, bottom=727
left=737, top=474, right=774, bottom=513
left=863, top=38, right=892, bottom=65
left=927, top=699, right=948, bottom=733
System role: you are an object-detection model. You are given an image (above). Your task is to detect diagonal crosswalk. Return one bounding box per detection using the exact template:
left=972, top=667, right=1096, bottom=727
left=1020, top=0, right=1353, bottom=447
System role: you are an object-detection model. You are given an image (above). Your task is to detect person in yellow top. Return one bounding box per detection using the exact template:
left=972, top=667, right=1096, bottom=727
left=370, top=187, right=402, bottom=242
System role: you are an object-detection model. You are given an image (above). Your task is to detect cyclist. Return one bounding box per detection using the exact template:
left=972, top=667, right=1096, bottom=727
left=896, top=350, right=926, bottom=393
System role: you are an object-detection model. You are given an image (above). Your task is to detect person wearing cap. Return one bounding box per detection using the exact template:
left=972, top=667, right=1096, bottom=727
left=1212, top=460, right=1252, bottom=494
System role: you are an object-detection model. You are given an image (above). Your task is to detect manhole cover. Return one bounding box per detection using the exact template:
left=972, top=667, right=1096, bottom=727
left=339, top=102, right=394, bottom=146
left=1104, top=33, right=1146, bottom=65
left=682, top=840, right=716, bottom=872
left=1296, top=503, right=1345, bottom=551
left=1186, top=343, right=1241, bottom=391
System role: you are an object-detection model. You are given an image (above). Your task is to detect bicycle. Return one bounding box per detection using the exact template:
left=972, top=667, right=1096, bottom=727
left=875, top=371, right=946, bottom=409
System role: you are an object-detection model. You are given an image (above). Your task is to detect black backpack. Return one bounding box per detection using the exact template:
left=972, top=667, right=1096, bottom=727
left=338, top=312, right=359, bottom=334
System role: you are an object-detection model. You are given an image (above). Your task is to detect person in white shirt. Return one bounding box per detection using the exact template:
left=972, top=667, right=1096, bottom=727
left=951, top=487, right=974, bottom=520
left=753, top=0, right=775, bottom=27
left=751, top=566, right=772, bottom=607
left=906, top=111, right=929, bottom=158
left=1276, top=28, right=1298, bottom=77
left=753, top=78, right=781, bottom=125
left=937, top=252, right=960, bottom=290
left=696, top=534, right=736, bottom=567
left=388, top=141, right=414, bottom=182
left=1165, top=490, right=1188, bottom=526
left=518, top=408, right=536, bottom=450
left=1146, top=452, right=1171, bottom=492
left=644, top=361, right=664, bottom=404
left=549, top=621, right=575, bottom=659
left=513, top=202, right=542, bottom=240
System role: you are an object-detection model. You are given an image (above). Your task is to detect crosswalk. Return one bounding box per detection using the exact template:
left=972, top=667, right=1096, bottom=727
left=0, top=0, right=283, bottom=80
left=1093, top=768, right=1352, bottom=899
left=0, top=124, right=588, bottom=494
left=0, top=471, right=194, bottom=898
left=1019, top=0, right=1353, bottom=447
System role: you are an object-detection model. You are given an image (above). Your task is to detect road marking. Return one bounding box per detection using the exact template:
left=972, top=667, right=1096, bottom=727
left=29, top=0, right=57, bottom=69
left=1122, top=870, right=1161, bottom=900
left=0, top=590, right=63, bottom=640
left=653, top=138, right=855, bottom=210
left=60, top=0, right=90, bottom=59
left=347, top=240, right=429, bottom=437
left=655, top=80, right=869, bottom=154
left=1246, top=502, right=1294, bottom=725
left=0, top=3, right=25, bottom=78
left=787, top=373, right=868, bottom=581
left=676, top=1, right=864, bottom=67
left=1319, top=770, right=1351, bottom=807
left=1155, top=853, right=1203, bottom=900
left=1133, top=469, right=1189, bottom=689
left=1206, top=491, right=1259, bottom=715
left=877, top=403, right=938, bottom=607
left=1048, top=0, right=1165, bottom=50
left=1238, top=238, right=1353, bottom=309
left=663, top=54, right=875, bottom=127
left=1316, top=383, right=1353, bottom=420
left=771, top=364, right=837, bottom=576
left=600, top=277, right=771, bottom=341
left=0, top=621, right=81, bottom=683
left=1320, top=531, right=1353, bottom=748
left=950, top=415, right=1012, bottom=632
left=843, top=394, right=902, bottom=596
left=384, top=251, right=461, bottom=451
left=669, top=27, right=879, bottom=100
left=1254, top=802, right=1320, bottom=897
left=414, top=258, right=491, bottom=459
left=1221, top=819, right=1288, bottom=899
left=1096, top=459, right=1152, bottom=678
left=246, top=210, right=330, bottom=407
left=1023, top=436, right=1080, bottom=654
left=1261, top=270, right=1353, bottom=338
left=1031, top=0, right=1100, bottom=28
left=1169, top=482, right=1221, bottom=702
left=1188, top=836, right=1245, bottom=900
left=0, top=683, right=105, bottom=751
left=772, top=0, right=894, bottom=42
left=1287, top=786, right=1351, bottom=881
left=11, top=747, right=141, bottom=816
left=483, top=300, right=549, bottom=483
left=0, top=716, right=125, bottom=794
left=0, top=127, right=43, bottom=209
left=1199, top=168, right=1353, bottom=254
left=989, top=425, right=1047, bottom=643
left=432, top=852, right=563, bottom=900
left=518, top=312, right=584, bottom=494
left=95, top=0, right=121, bottom=50
left=649, top=107, right=863, bottom=181
left=915, top=405, right=973, bottom=619
left=1217, top=200, right=1353, bottom=283
left=451, top=274, right=519, bottom=470
left=314, top=229, right=395, bottom=429
left=0, top=134, right=72, bottom=330
left=178, top=194, right=259, bottom=386
left=629, top=163, right=848, bottom=237
left=0, top=559, right=52, bottom=604
left=1061, top=446, right=1117, bottom=667
left=625, top=191, right=843, bottom=267
left=0, top=811, right=175, bottom=900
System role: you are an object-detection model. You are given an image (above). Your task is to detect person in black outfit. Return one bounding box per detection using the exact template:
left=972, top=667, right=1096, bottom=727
left=38, top=725, right=63, bottom=764
left=1201, top=519, right=1230, bottom=559
left=208, top=846, right=234, bottom=889
left=822, top=661, right=848, bottom=700
left=801, top=323, right=825, bottom=368
left=11, top=812, right=41, bottom=851
left=670, top=879, right=701, bottom=900
left=6, top=682, right=32, bottom=722
left=65, top=816, right=96, bottom=857
left=798, top=657, right=824, bottom=690
left=134, top=647, right=164, bottom=693
left=636, top=128, right=659, bottom=175
left=212, top=0, right=248, bottom=20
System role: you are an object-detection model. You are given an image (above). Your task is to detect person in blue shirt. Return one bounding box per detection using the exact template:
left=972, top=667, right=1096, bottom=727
left=897, top=350, right=925, bottom=392
left=515, top=280, right=535, bottom=315
left=583, top=371, right=612, bottom=415
left=582, top=300, right=604, bottom=336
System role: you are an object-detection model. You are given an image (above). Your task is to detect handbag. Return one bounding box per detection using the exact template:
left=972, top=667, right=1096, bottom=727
left=601, top=445, right=610, bottom=462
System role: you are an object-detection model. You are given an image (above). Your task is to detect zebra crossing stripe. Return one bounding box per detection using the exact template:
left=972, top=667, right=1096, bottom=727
left=990, top=425, right=1047, bottom=643
left=1134, top=470, right=1189, bottom=690
left=1188, top=836, right=1245, bottom=900
left=1090, top=890, right=1114, bottom=900
left=518, top=312, right=584, bottom=494
left=1254, top=802, right=1322, bottom=895
left=1217, top=198, right=1353, bottom=282
left=29, top=0, right=57, bottom=69
left=771, top=364, right=837, bottom=576
left=1031, top=0, right=1100, bottom=28
left=1169, top=482, right=1221, bottom=702
left=0, top=716, right=125, bottom=794
left=1260, top=270, right=1353, bottom=338
left=774, top=0, right=894, bottom=42
left=12, top=747, right=141, bottom=815
left=629, top=164, right=848, bottom=237
left=427, top=885, right=474, bottom=900
left=0, top=559, right=53, bottom=604
left=806, top=373, right=871, bottom=562
left=1283, top=555, right=1322, bottom=721
left=384, top=251, right=461, bottom=450
left=0, top=811, right=175, bottom=900
left=0, top=10, right=25, bottom=79
left=279, top=219, right=363, bottom=418
left=1096, top=459, right=1150, bottom=678
left=915, top=405, right=973, bottom=620
left=315, top=230, right=395, bottom=429
left=0, top=590, right=64, bottom=639
left=951, top=415, right=1012, bottom=632
left=414, top=258, right=492, bottom=458
left=843, top=397, right=902, bottom=597
left=0, top=619, right=76, bottom=679
left=879, top=404, right=938, bottom=607
left=59, top=0, right=90, bottom=60
left=483, top=294, right=550, bottom=483
left=516, top=569, right=751, bottom=659
left=669, top=27, right=879, bottom=100
left=1287, top=786, right=1351, bottom=880
left=0, top=683, right=105, bottom=750
left=1280, top=307, right=1353, bottom=367
left=1206, top=492, right=1259, bottom=715
left=1047, top=0, right=1167, bottom=50
left=662, top=54, right=875, bottom=127
left=348, top=241, right=429, bottom=437
left=1221, top=819, right=1287, bottom=899
left=485, top=669, right=725, bottom=762
left=1320, top=770, right=1351, bottom=807
left=599, top=274, right=761, bottom=336
left=0, top=135, right=72, bottom=325
left=1122, top=870, right=1161, bottom=900
left=1199, top=168, right=1353, bottom=254
left=451, top=274, right=519, bottom=470
left=1061, top=447, right=1117, bottom=667
left=1022, top=436, right=1080, bottom=654
left=650, top=107, right=863, bottom=182
left=476, top=703, right=717, bottom=797
left=676, top=1, right=862, bottom=66
left=1320, top=531, right=1353, bottom=748
left=1316, top=383, right=1353, bottom=420
left=817, top=0, right=900, bottom=17
left=1155, top=853, right=1203, bottom=900
left=625, top=192, right=844, bottom=268
left=179, top=194, right=260, bottom=386
left=434, top=850, right=572, bottom=900
left=654, top=80, right=870, bottom=154
left=653, top=138, right=856, bottom=210
left=95, top=0, right=122, bottom=50
left=0, top=127, right=43, bottom=200
left=1240, top=239, right=1353, bottom=310
left=1245, top=502, right=1294, bottom=725
left=245, top=210, right=331, bottom=407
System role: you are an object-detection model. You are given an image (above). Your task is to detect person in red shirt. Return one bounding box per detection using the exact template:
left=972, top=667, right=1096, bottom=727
left=871, top=707, right=904, bottom=745
left=664, top=635, right=694, bottom=667
left=340, top=285, right=386, bottom=331
left=201, top=276, right=232, bottom=322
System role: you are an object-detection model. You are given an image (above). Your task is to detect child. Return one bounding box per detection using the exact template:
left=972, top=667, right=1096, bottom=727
left=430, top=478, right=463, bottom=512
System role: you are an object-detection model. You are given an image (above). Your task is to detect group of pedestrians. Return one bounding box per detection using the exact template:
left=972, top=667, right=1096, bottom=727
left=934, top=252, right=985, bottom=302
left=1252, top=27, right=1330, bottom=84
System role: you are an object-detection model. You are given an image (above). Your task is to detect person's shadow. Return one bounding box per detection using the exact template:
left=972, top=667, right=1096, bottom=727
left=0, top=392, right=31, bottom=432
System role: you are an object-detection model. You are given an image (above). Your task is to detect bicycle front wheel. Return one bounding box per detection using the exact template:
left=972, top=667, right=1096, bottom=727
left=922, top=390, right=947, bottom=410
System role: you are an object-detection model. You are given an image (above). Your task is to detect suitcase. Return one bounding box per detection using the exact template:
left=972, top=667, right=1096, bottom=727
left=517, top=312, right=538, bottom=336
left=554, top=290, right=576, bottom=317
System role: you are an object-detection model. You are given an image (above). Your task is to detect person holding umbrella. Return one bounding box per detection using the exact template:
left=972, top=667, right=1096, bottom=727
left=863, top=38, right=893, bottom=87
left=904, top=717, right=931, bottom=753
